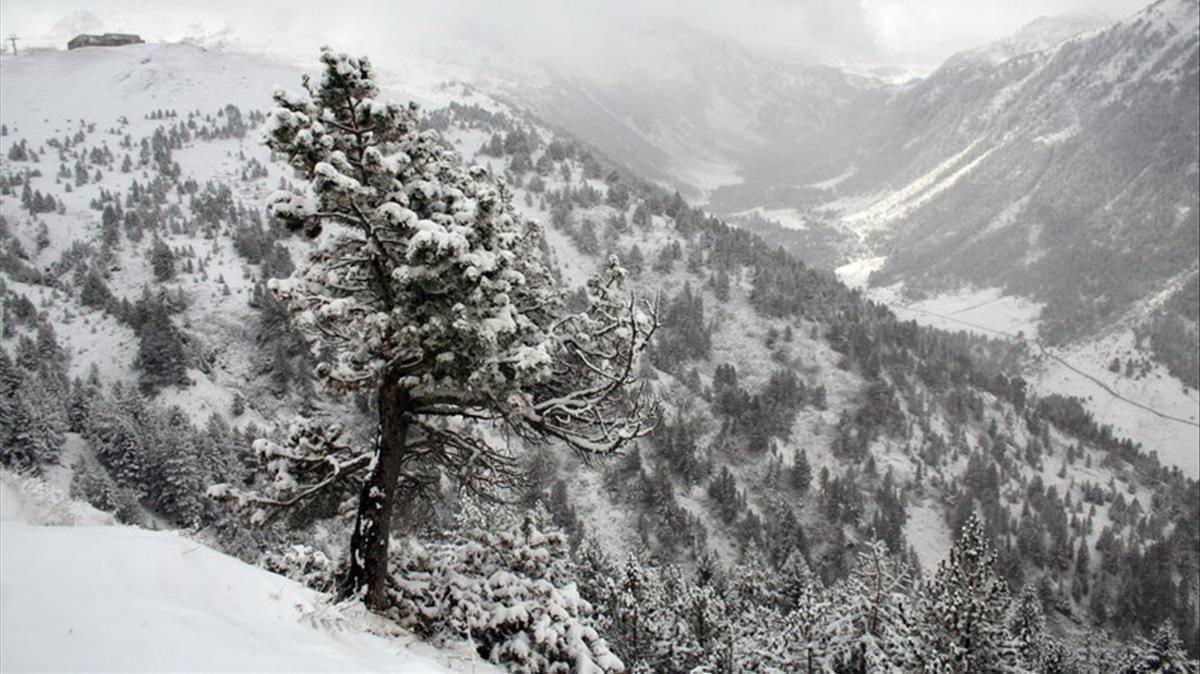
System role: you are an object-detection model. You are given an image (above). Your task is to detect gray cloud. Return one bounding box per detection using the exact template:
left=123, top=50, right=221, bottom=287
left=1, top=0, right=1152, bottom=74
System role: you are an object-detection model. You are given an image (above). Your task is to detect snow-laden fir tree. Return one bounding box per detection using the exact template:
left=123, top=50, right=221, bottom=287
left=1120, top=622, right=1198, bottom=673
left=916, top=513, right=1016, bottom=672
left=823, top=540, right=918, bottom=673
left=602, top=554, right=672, bottom=669
left=388, top=501, right=624, bottom=673
left=1006, top=584, right=1047, bottom=669
left=210, top=50, right=657, bottom=610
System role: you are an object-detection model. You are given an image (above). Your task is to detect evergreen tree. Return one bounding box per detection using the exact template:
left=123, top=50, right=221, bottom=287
left=389, top=502, right=624, bottom=672
left=150, top=239, right=175, bottom=281
left=35, top=222, right=50, bottom=251
left=917, top=514, right=1016, bottom=672
left=80, top=269, right=114, bottom=309
left=135, top=298, right=188, bottom=393
left=824, top=541, right=918, bottom=672
left=101, top=204, right=120, bottom=246
left=1120, top=622, right=1198, bottom=673
left=790, top=447, right=812, bottom=493
left=212, top=50, right=657, bottom=610
left=602, top=555, right=672, bottom=669
left=714, top=268, right=731, bottom=302
left=1008, top=585, right=1048, bottom=669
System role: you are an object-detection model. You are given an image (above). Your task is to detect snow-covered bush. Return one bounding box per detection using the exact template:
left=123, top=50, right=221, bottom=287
left=388, top=501, right=624, bottom=673
left=2, top=468, right=114, bottom=526
left=261, top=543, right=338, bottom=593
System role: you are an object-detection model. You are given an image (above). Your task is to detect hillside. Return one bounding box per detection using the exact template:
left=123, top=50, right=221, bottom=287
left=470, top=0, right=1200, bottom=470
left=842, top=0, right=1199, bottom=366
left=758, top=0, right=1198, bottom=390
left=1, top=41, right=1197, bottom=667
left=0, top=471, right=496, bottom=673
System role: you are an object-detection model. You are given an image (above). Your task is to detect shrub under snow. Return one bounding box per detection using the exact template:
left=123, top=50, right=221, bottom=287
left=261, top=543, right=339, bottom=594
left=388, top=501, right=624, bottom=674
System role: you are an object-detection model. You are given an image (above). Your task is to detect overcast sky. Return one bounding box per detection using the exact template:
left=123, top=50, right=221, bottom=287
left=1, top=0, right=1151, bottom=73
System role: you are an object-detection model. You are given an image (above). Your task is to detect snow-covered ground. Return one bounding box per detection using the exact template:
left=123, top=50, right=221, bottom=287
left=903, top=503, right=953, bottom=574
left=732, top=206, right=811, bottom=230
left=1032, top=332, right=1200, bottom=479
left=834, top=256, right=887, bottom=290
left=0, top=472, right=499, bottom=673
left=868, top=285, right=1043, bottom=340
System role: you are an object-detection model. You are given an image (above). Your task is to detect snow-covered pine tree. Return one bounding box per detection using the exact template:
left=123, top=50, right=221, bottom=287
left=674, top=581, right=732, bottom=672
left=916, top=513, right=1016, bottom=672
left=211, top=49, right=658, bottom=610
left=1120, top=622, right=1198, bottom=673
left=725, top=546, right=800, bottom=671
left=1007, top=585, right=1047, bottom=669
left=600, top=554, right=679, bottom=670
left=824, top=540, right=918, bottom=673
left=772, top=550, right=831, bottom=671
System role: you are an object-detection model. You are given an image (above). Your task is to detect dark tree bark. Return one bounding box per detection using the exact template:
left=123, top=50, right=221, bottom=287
left=340, top=382, right=410, bottom=610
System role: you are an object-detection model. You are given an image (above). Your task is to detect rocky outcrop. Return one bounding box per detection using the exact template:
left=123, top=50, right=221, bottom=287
left=67, top=34, right=145, bottom=50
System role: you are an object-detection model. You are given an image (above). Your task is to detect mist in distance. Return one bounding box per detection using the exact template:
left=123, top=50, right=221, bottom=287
left=2, top=0, right=1150, bottom=79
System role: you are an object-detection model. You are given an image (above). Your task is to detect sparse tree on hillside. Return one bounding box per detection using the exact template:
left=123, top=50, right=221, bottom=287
left=134, top=297, right=188, bottom=393
left=101, top=205, right=120, bottom=247
left=149, top=238, right=175, bottom=281
left=211, top=50, right=658, bottom=610
left=35, top=222, right=50, bottom=251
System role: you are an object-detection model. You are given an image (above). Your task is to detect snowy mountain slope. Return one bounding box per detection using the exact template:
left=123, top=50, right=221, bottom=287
left=484, top=0, right=1198, bottom=403
left=1032, top=330, right=1200, bottom=478
left=495, top=137, right=1200, bottom=665
left=2, top=39, right=1197, bottom=660
left=0, top=472, right=496, bottom=673
left=0, top=43, right=498, bottom=145
left=849, top=283, right=1200, bottom=478
left=849, top=0, right=1198, bottom=304
left=814, top=0, right=1200, bottom=396
left=943, top=13, right=1116, bottom=67
left=0, top=39, right=1173, bottom=563
left=776, top=0, right=1200, bottom=463
left=0, top=44, right=297, bottom=139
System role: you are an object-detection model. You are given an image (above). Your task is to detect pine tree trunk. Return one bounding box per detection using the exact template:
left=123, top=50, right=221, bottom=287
left=340, top=382, right=409, bottom=610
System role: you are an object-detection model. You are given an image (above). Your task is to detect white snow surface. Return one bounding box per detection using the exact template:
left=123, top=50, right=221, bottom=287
left=0, top=474, right=498, bottom=674
left=868, top=285, right=1044, bottom=340
left=732, top=206, right=812, bottom=231
left=903, top=503, right=953, bottom=575
left=834, top=256, right=887, bottom=289
left=1032, top=331, right=1200, bottom=479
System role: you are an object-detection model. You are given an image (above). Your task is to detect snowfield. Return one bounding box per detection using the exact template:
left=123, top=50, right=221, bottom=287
left=1032, top=332, right=1200, bottom=479
left=866, top=285, right=1044, bottom=340
left=0, top=473, right=498, bottom=674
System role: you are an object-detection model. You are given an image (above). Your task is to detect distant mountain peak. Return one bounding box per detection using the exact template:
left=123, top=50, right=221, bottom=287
left=945, top=12, right=1116, bottom=67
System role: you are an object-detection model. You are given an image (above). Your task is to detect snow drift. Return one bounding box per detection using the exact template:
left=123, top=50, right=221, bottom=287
left=0, top=473, right=495, bottom=673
